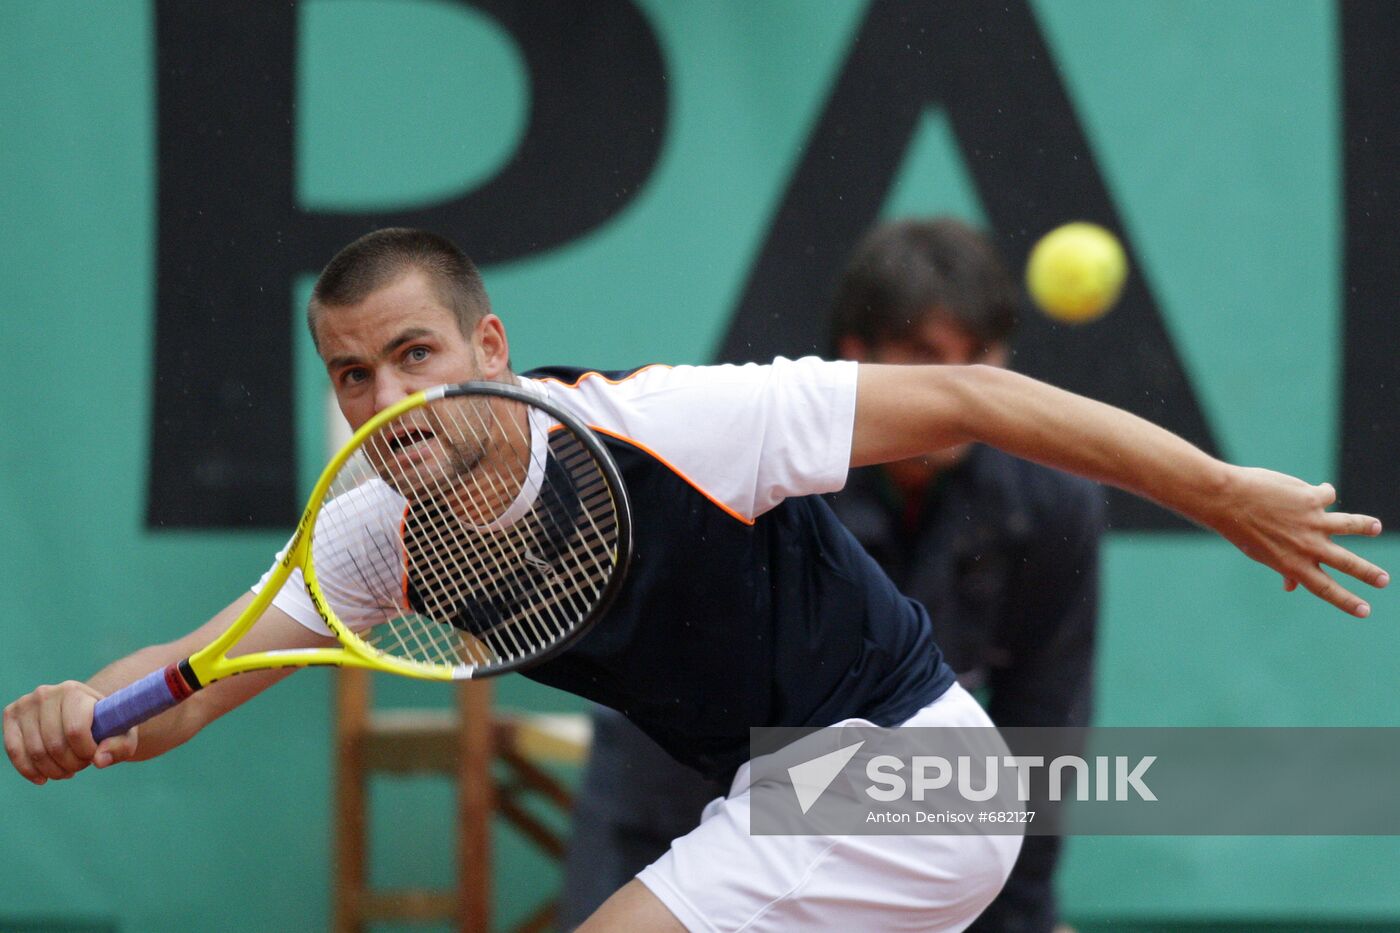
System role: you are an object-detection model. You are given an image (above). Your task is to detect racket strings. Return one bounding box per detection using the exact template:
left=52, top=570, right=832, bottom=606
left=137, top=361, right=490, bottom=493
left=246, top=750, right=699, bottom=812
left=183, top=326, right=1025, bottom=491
left=471, top=401, right=615, bottom=631
left=442, top=406, right=613, bottom=663
left=314, top=389, right=622, bottom=676
left=314, top=459, right=463, bottom=667
left=380, top=401, right=532, bottom=665
left=409, top=400, right=561, bottom=660
left=420, top=400, right=616, bottom=664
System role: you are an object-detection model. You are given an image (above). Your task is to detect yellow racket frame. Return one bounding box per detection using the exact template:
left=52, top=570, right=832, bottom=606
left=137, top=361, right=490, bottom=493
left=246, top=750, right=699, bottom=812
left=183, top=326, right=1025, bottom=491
left=185, top=388, right=463, bottom=687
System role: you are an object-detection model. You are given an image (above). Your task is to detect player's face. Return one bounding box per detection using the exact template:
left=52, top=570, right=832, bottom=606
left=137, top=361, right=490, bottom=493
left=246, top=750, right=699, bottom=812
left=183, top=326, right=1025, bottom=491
left=316, top=269, right=516, bottom=500
left=315, top=268, right=508, bottom=430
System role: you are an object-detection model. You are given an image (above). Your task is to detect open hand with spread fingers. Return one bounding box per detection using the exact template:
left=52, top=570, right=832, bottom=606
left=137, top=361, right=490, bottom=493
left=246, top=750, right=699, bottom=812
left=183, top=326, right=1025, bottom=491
left=1205, top=468, right=1387, bottom=618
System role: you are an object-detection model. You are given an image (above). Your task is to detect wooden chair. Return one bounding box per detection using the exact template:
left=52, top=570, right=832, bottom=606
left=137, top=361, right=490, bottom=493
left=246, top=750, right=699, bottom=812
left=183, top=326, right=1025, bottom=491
left=331, top=668, right=590, bottom=932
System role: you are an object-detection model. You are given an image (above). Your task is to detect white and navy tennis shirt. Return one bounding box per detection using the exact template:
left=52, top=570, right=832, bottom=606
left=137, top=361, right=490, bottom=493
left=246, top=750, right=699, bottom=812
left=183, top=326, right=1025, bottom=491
left=517, top=357, right=955, bottom=779
left=266, top=357, right=956, bottom=780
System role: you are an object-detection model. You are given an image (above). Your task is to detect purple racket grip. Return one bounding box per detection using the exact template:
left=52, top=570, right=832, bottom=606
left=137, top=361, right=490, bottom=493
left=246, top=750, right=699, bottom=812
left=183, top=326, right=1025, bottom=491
left=91, top=664, right=194, bottom=743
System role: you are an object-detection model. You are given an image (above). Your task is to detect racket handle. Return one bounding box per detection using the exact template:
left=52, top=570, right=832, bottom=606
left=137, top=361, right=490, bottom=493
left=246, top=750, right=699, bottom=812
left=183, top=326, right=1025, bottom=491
left=91, top=663, right=197, bottom=743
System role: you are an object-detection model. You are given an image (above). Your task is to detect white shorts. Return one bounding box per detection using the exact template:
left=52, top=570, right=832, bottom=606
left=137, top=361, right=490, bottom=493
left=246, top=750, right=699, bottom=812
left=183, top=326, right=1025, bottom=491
left=636, top=684, right=1022, bottom=932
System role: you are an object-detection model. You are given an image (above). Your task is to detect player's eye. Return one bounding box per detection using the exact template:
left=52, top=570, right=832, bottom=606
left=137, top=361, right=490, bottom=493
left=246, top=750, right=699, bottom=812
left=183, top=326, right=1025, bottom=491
left=405, top=346, right=430, bottom=364
left=340, top=367, right=369, bottom=387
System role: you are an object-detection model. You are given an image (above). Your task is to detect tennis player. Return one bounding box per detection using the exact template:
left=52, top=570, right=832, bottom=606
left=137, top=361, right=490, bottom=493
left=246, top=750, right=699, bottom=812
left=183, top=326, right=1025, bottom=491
left=5, top=229, right=1387, bottom=932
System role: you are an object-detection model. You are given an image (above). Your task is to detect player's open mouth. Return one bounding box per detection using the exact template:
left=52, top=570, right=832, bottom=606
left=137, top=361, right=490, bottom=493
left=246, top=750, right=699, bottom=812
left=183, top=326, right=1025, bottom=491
left=387, top=426, right=436, bottom=453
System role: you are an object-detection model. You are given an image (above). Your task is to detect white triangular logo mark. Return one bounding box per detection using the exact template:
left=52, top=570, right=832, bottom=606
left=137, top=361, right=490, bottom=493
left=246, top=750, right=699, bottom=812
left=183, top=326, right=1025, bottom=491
left=788, top=740, right=865, bottom=814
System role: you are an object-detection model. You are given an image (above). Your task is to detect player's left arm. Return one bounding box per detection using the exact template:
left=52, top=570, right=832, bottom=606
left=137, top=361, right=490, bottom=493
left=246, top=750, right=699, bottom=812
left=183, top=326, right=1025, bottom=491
left=851, top=363, right=1387, bottom=616
left=4, top=593, right=333, bottom=783
left=104, top=595, right=337, bottom=763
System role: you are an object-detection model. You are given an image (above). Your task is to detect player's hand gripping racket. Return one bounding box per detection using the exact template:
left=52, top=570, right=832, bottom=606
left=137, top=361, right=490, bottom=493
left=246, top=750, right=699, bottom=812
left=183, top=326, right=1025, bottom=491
left=91, top=381, right=631, bottom=742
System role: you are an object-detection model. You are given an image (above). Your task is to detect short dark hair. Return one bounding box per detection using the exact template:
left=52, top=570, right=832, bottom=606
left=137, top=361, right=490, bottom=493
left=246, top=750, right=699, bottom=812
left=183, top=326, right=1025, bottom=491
left=829, top=217, right=1017, bottom=352
left=308, top=228, right=491, bottom=349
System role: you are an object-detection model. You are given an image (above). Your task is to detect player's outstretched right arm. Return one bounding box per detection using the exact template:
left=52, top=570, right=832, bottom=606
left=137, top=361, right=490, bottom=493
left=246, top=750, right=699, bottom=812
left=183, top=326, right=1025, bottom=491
left=3, top=594, right=330, bottom=784
left=851, top=363, right=1387, bottom=617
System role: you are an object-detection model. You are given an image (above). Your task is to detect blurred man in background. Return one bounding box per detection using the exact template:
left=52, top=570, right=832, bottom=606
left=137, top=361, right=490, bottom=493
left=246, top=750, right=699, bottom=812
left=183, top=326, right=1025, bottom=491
left=825, top=217, right=1101, bottom=931
left=561, top=217, right=1103, bottom=932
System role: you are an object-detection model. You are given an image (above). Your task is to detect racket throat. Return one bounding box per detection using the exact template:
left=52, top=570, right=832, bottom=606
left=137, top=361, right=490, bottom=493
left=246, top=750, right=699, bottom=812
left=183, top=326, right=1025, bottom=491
left=170, top=658, right=202, bottom=696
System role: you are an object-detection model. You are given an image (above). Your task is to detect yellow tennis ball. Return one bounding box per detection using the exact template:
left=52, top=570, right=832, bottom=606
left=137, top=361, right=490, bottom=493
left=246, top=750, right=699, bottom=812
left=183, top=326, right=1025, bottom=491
left=1026, top=222, right=1128, bottom=323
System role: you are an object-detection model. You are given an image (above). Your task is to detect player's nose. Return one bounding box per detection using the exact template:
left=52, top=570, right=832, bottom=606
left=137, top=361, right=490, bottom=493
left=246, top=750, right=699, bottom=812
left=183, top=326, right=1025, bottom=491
left=372, top=371, right=413, bottom=413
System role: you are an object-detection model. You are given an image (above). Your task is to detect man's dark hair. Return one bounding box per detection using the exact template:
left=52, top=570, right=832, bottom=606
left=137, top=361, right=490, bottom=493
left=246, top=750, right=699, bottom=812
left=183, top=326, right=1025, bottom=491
left=308, top=228, right=491, bottom=349
left=829, top=217, right=1018, bottom=353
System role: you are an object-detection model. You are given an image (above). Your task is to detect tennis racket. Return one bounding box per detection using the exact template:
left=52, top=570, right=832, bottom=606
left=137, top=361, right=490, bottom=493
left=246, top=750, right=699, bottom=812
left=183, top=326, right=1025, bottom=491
left=92, top=381, right=632, bottom=743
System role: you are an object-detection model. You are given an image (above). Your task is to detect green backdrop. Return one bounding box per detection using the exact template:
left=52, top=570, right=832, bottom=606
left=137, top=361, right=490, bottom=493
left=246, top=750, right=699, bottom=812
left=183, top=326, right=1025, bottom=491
left=3, top=1, right=1397, bottom=929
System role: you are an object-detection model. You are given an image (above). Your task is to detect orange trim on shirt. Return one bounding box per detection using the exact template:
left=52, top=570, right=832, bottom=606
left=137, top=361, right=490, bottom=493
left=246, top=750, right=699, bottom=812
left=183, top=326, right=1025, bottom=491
left=536, top=365, right=756, bottom=525
left=587, top=425, right=755, bottom=527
